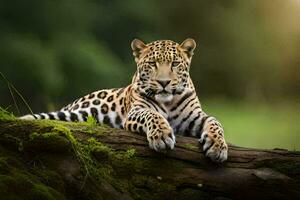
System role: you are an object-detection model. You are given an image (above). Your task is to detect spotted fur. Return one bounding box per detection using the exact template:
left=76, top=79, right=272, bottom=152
left=20, top=38, right=228, bottom=162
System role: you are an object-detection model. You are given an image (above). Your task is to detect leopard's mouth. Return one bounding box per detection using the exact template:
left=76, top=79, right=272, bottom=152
left=155, top=90, right=173, bottom=103
left=143, top=88, right=173, bottom=102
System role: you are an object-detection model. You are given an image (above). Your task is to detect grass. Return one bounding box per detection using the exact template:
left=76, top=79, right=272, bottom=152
left=203, top=99, right=300, bottom=151
left=0, top=107, right=16, bottom=121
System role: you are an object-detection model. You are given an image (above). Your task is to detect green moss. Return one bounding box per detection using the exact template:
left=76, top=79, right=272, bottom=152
left=31, top=184, right=65, bottom=200
left=87, top=138, right=112, bottom=155
left=0, top=133, right=24, bottom=152
left=183, top=143, right=198, bottom=150
left=73, top=136, right=145, bottom=195
left=81, top=122, right=116, bottom=136
left=0, top=174, right=65, bottom=200
left=124, top=148, right=136, bottom=159
left=77, top=137, right=114, bottom=181
left=28, top=119, right=77, bottom=145
left=0, top=107, right=16, bottom=121
left=76, top=137, right=180, bottom=199
left=26, top=131, right=70, bottom=153
left=29, top=132, right=39, bottom=140
left=32, top=168, right=65, bottom=193
left=0, top=157, right=10, bottom=174
left=0, top=157, right=65, bottom=200
left=86, top=116, right=98, bottom=126
left=29, top=132, right=61, bottom=140
left=0, top=108, right=189, bottom=199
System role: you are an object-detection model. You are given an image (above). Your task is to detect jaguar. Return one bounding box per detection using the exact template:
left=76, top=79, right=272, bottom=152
left=21, top=38, right=228, bottom=162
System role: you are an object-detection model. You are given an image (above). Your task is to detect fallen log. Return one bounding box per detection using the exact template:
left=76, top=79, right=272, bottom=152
left=0, top=116, right=299, bottom=200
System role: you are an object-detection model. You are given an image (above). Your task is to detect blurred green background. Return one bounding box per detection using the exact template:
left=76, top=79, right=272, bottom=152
left=0, top=0, right=299, bottom=150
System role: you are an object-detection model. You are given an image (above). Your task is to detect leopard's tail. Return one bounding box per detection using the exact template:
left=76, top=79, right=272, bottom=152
left=20, top=110, right=80, bottom=122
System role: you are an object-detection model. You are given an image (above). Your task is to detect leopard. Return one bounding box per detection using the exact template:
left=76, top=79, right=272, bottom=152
left=20, top=38, right=228, bottom=162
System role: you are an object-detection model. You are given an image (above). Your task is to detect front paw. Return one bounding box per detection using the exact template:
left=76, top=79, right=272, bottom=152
left=199, top=131, right=228, bottom=162
left=147, top=128, right=176, bottom=151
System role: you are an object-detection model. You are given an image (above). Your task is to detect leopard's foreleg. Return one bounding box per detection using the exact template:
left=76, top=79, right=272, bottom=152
left=199, top=116, right=228, bottom=162
left=124, top=107, right=175, bottom=151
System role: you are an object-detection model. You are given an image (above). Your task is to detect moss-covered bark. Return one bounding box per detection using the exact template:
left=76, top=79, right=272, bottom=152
left=0, top=109, right=299, bottom=200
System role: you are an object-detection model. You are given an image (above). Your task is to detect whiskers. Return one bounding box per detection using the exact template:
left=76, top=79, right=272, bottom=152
left=145, top=88, right=156, bottom=97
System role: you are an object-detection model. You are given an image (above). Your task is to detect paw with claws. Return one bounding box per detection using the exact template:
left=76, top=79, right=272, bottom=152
left=199, top=117, right=228, bottom=162
left=199, top=131, right=228, bottom=162
left=147, top=123, right=176, bottom=151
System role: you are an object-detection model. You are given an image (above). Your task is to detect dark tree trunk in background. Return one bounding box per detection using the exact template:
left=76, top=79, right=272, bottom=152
left=0, top=119, right=299, bottom=200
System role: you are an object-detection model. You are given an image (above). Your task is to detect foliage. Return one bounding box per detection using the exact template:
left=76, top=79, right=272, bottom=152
left=0, top=0, right=299, bottom=150
left=204, top=100, right=300, bottom=150
left=1, top=0, right=300, bottom=111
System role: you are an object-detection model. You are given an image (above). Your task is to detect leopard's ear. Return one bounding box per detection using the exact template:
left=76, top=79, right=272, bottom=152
left=180, top=38, right=196, bottom=58
left=131, top=39, right=146, bottom=61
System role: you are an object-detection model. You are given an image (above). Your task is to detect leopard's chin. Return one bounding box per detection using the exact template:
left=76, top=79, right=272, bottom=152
left=155, top=93, right=173, bottom=103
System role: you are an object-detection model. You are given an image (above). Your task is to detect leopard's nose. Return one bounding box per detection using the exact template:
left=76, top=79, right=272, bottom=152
left=157, top=80, right=171, bottom=88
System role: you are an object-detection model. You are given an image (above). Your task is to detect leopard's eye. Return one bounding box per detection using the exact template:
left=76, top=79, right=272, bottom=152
left=171, top=61, right=180, bottom=67
left=147, top=61, right=156, bottom=67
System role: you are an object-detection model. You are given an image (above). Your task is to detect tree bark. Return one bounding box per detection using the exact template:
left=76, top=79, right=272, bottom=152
left=0, top=119, right=299, bottom=200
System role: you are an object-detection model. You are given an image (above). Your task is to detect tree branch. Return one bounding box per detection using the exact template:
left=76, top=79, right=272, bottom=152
left=0, top=119, right=299, bottom=200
